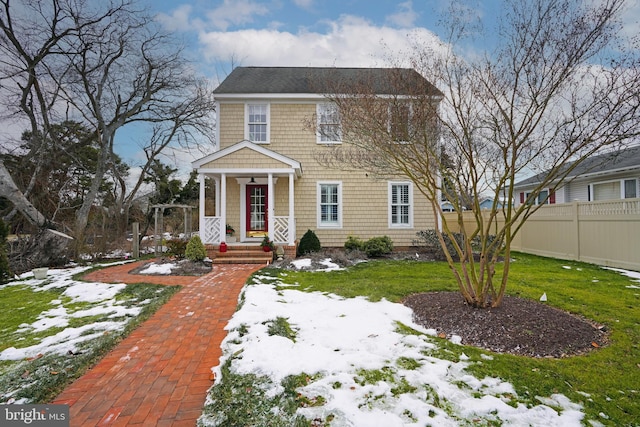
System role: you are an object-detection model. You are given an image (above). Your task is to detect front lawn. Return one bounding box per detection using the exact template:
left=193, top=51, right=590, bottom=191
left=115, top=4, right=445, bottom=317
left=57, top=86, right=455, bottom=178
left=0, top=264, right=179, bottom=403
left=201, top=253, right=639, bottom=426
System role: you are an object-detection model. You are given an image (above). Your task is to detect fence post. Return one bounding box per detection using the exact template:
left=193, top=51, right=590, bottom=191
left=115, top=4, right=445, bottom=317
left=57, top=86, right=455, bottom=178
left=132, top=222, right=140, bottom=259
left=572, top=201, right=580, bottom=261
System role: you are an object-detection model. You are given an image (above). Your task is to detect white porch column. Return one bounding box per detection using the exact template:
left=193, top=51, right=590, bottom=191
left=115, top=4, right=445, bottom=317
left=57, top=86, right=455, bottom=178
left=220, top=173, right=227, bottom=243
left=268, top=173, right=274, bottom=241
left=288, top=172, right=295, bottom=245
left=215, top=177, right=220, bottom=217
left=199, top=173, right=205, bottom=239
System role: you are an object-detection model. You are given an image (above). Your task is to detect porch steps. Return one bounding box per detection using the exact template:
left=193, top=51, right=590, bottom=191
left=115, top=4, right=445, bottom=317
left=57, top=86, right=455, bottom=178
left=207, top=244, right=274, bottom=265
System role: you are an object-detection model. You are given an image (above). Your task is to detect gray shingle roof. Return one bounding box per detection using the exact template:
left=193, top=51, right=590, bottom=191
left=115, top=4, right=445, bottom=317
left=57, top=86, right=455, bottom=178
left=213, top=66, right=442, bottom=96
left=514, top=144, right=640, bottom=188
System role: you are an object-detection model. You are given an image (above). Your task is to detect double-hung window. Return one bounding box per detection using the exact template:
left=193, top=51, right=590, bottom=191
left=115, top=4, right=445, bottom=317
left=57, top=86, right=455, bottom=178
left=390, top=101, right=411, bottom=143
left=317, top=103, right=341, bottom=143
left=389, top=182, right=413, bottom=227
left=317, top=182, right=342, bottom=228
left=246, top=103, right=269, bottom=143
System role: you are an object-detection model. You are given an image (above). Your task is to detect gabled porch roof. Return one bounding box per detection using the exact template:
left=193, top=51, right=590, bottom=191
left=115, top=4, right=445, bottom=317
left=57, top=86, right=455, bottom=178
left=192, top=140, right=302, bottom=178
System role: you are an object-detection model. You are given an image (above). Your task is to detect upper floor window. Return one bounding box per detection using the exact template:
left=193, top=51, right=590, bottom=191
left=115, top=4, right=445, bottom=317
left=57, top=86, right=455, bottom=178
left=389, top=182, right=413, bottom=227
left=390, top=101, right=411, bottom=143
left=317, top=103, right=341, bottom=144
left=246, top=103, right=269, bottom=143
left=317, top=182, right=342, bottom=228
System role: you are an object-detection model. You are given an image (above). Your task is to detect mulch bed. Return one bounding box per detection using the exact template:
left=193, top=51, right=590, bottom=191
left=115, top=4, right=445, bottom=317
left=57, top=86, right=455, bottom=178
left=128, top=259, right=213, bottom=276
left=403, top=291, right=608, bottom=358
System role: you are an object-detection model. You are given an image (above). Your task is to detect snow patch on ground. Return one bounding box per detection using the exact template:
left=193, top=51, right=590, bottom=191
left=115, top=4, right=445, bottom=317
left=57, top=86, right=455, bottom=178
left=0, top=264, right=142, bottom=361
left=138, top=262, right=177, bottom=275
left=211, top=276, right=585, bottom=426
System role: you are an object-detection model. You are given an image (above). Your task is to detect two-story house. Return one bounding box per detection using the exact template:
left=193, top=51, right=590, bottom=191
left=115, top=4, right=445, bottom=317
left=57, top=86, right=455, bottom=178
left=513, top=144, right=640, bottom=207
left=191, top=66, right=442, bottom=253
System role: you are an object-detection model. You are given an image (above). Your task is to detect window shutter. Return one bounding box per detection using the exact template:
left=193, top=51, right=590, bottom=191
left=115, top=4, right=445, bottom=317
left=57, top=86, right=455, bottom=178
left=519, top=192, right=524, bottom=204
left=549, top=190, right=556, bottom=204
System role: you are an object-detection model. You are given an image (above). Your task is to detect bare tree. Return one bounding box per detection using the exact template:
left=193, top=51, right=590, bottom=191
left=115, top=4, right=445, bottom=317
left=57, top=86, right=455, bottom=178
left=0, top=0, right=215, bottom=257
left=316, top=0, right=640, bottom=308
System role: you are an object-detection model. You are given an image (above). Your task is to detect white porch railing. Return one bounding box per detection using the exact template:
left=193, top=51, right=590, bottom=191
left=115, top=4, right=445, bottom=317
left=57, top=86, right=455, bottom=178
left=274, top=216, right=293, bottom=244
left=201, top=215, right=294, bottom=244
left=202, top=216, right=222, bottom=244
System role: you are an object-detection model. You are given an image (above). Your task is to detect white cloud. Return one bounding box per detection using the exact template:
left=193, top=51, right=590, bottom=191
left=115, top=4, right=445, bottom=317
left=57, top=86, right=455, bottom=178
left=292, top=0, right=315, bottom=11
left=155, top=4, right=195, bottom=32
left=385, top=1, right=419, bottom=28
left=198, top=14, right=441, bottom=68
left=621, top=0, right=640, bottom=39
left=206, top=0, right=270, bottom=31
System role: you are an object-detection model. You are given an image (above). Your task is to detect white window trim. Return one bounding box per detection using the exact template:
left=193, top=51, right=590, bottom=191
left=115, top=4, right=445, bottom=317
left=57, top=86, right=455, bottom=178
left=388, top=181, right=414, bottom=228
left=317, top=181, right=342, bottom=228
left=316, top=103, right=342, bottom=144
left=245, top=102, right=270, bottom=144
left=588, top=178, right=639, bottom=201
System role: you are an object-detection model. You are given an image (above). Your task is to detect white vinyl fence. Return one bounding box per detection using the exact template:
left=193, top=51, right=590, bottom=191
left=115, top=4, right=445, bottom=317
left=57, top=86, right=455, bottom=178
left=442, top=199, right=640, bottom=271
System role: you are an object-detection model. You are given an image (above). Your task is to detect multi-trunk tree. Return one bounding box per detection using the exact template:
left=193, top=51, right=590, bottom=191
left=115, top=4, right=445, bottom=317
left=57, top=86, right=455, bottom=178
left=0, top=0, right=215, bottom=258
left=316, top=0, right=640, bottom=308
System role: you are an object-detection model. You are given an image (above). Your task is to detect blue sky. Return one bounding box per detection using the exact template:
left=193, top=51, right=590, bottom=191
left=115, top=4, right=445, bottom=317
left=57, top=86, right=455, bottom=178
left=120, top=0, right=639, bottom=176
left=150, top=0, right=495, bottom=82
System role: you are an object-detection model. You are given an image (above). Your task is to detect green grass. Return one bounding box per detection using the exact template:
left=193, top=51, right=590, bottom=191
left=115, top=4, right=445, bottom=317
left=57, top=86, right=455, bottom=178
left=256, top=253, right=640, bottom=425
left=0, top=273, right=180, bottom=403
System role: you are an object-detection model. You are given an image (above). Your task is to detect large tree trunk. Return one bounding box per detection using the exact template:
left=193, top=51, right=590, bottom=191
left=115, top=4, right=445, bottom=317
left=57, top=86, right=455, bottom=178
left=8, top=228, right=73, bottom=274
left=0, top=160, right=48, bottom=227
left=0, top=160, right=74, bottom=272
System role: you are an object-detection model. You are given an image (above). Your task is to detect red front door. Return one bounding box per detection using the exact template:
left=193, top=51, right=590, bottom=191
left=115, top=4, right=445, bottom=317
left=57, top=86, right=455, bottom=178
left=246, top=185, right=268, bottom=235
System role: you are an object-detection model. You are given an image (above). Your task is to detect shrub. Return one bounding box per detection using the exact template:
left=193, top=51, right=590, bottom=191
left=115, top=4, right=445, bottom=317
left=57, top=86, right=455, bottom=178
left=297, top=229, right=321, bottom=256
left=185, top=235, right=207, bottom=262
left=413, top=230, right=498, bottom=261
left=0, top=219, right=11, bottom=284
left=166, top=238, right=187, bottom=258
left=344, top=235, right=364, bottom=252
left=363, top=236, right=393, bottom=257
left=413, top=230, right=456, bottom=260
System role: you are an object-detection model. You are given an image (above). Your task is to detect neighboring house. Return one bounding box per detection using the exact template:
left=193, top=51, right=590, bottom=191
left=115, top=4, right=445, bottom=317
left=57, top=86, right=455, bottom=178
left=191, top=66, right=443, bottom=248
left=441, top=198, right=504, bottom=212
left=513, top=145, right=640, bottom=207
left=441, top=201, right=455, bottom=212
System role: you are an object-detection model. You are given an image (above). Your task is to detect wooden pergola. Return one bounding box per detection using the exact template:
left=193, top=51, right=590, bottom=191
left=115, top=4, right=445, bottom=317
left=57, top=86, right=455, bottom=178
left=151, top=204, right=194, bottom=256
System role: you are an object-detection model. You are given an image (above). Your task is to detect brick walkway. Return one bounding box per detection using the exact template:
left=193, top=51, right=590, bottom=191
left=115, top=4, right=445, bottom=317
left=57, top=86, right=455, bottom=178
left=52, top=261, right=263, bottom=426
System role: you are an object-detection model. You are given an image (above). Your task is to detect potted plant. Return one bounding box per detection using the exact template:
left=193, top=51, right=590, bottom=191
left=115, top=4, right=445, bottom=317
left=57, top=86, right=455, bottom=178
left=260, top=235, right=275, bottom=252
left=225, top=224, right=236, bottom=243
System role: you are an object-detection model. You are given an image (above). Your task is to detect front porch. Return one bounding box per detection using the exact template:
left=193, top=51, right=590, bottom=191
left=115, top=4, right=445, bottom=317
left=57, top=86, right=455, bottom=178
left=200, top=215, right=295, bottom=245
left=192, top=140, right=303, bottom=247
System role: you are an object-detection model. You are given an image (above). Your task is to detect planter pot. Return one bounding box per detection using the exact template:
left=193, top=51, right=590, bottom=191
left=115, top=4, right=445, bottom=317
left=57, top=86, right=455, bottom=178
left=263, top=246, right=272, bottom=252
left=32, top=267, right=48, bottom=280
left=226, top=235, right=237, bottom=243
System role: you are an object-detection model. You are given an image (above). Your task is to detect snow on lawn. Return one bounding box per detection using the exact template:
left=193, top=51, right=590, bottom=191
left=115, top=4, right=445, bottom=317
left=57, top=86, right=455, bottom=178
left=603, top=267, right=640, bottom=288
left=210, top=275, right=585, bottom=426
left=290, top=257, right=344, bottom=271
left=0, top=264, right=143, bottom=361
